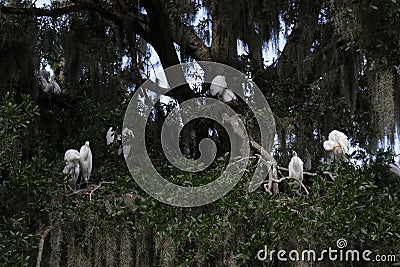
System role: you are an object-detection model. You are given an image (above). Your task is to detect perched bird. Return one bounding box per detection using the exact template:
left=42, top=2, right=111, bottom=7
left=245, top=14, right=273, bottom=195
left=122, top=127, right=134, bottom=138
left=80, top=141, right=92, bottom=183
left=389, top=163, right=400, bottom=177
left=106, top=127, right=116, bottom=145
left=63, top=149, right=80, bottom=190
left=221, top=88, right=236, bottom=103
left=289, top=151, right=304, bottom=188
left=122, top=127, right=134, bottom=157
left=210, top=75, right=237, bottom=103
left=210, top=75, right=227, bottom=96
left=39, top=73, right=61, bottom=94
left=323, top=130, right=350, bottom=161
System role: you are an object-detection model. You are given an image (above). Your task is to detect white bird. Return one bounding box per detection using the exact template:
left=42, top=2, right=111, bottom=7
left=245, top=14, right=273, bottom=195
left=210, top=75, right=237, bottom=103
left=79, top=141, right=92, bottom=183
left=62, top=149, right=80, bottom=189
left=389, top=163, right=400, bottom=177
left=289, top=151, right=304, bottom=187
left=39, top=75, right=61, bottom=94
left=210, top=75, right=227, bottom=96
left=221, top=88, right=237, bottom=102
left=122, top=127, right=134, bottom=138
left=106, top=127, right=116, bottom=145
left=121, top=127, right=134, bottom=157
left=323, top=130, right=350, bottom=161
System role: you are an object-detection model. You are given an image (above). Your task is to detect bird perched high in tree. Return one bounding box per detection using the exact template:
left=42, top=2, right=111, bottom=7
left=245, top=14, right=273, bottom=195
left=210, top=75, right=237, bottom=103
left=38, top=70, right=62, bottom=94
left=80, top=141, right=92, bottom=184
left=323, top=130, right=350, bottom=161
left=63, top=149, right=80, bottom=190
left=289, top=151, right=304, bottom=188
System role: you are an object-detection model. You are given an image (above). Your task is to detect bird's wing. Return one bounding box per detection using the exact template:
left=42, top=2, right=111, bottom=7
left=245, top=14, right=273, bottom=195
left=38, top=70, right=50, bottom=79
left=39, top=76, right=48, bottom=91
left=88, top=148, right=92, bottom=174
left=106, top=127, right=115, bottom=145
left=389, top=163, right=400, bottom=177
left=52, top=81, right=61, bottom=94
left=80, top=146, right=88, bottom=161
left=221, top=89, right=237, bottom=102
left=334, top=131, right=350, bottom=154
left=210, top=75, right=227, bottom=96
left=289, top=158, right=294, bottom=178
left=289, top=156, right=304, bottom=179
left=65, top=149, right=80, bottom=162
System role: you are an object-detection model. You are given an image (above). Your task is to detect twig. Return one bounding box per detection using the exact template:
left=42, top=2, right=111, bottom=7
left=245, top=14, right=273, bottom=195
left=36, top=226, right=54, bottom=267
left=89, top=181, right=115, bottom=201
left=263, top=184, right=273, bottom=195
left=277, top=166, right=317, bottom=176
left=268, top=176, right=310, bottom=195
left=323, top=171, right=336, bottom=181
left=89, top=183, right=102, bottom=201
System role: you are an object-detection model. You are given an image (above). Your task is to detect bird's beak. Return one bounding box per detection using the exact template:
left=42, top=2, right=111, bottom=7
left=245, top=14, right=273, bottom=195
left=86, top=144, right=90, bottom=147
left=331, top=145, right=340, bottom=149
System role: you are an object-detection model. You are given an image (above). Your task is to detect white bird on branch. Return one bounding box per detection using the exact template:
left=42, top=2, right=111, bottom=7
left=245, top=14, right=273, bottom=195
left=389, top=163, right=400, bottom=177
left=323, top=130, right=350, bottom=161
left=80, top=141, right=92, bottom=183
left=289, top=151, right=304, bottom=188
left=122, top=127, right=134, bottom=157
left=210, top=75, right=237, bottom=103
left=62, top=149, right=80, bottom=190
left=106, top=127, right=117, bottom=145
left=38, top=71, right=61, bottom=94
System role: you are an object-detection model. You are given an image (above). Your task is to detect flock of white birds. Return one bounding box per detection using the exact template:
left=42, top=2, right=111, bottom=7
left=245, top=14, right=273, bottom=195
left=63, top=141, right=92, bottom=190
left=60, top=74, right=397, bottom=191
left=288, top=129, right=351, bottom=188
left=62, top=127, right=135, bottom=190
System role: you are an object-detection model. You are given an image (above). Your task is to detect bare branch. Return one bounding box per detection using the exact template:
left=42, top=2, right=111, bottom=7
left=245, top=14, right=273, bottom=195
left=268, top=176, right=310, bottom=195
left=277, top=166, right=317, bottom=176
left=1, top=2, right=97, bottom=17
left=36, top=226, right=54, bottom=267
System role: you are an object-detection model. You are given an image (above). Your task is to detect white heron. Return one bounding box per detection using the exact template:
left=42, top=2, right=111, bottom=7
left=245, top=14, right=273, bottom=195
left=210, top=75, right=237, bottom=103
left=39, top=74, right=61, bottom=94
left=80, top=141, right=92, bottom=183
left=389, top=163, right=400, bottom=177
left=106, top=127, right=116, bottom=145
left=62, top=149, right=80, bottom=189
left=289, top=151, right=304, bottom=188
left=323, top=130, right=350, bottom=161
left=121, top=127, right=134, bottom=157
left=122, top=127, right=134, bottom=138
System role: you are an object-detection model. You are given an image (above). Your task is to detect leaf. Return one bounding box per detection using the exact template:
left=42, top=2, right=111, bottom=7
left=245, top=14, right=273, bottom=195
left=370, top=5, right=378, bottom=10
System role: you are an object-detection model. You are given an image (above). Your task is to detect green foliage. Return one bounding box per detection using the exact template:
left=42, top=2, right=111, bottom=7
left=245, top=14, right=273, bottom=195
left=1, top=92, right=399, bottom=265
left=0, top=93, right=57, bottom=266
left=0, top=216, right=34, bottom=267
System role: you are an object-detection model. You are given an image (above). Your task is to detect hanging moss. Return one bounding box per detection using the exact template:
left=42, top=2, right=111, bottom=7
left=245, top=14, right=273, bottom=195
left=369, top=69, right=395, bottom=139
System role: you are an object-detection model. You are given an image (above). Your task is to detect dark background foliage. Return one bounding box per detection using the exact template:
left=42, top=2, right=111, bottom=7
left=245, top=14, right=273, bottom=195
left=0, top=0, right=400, bottom=266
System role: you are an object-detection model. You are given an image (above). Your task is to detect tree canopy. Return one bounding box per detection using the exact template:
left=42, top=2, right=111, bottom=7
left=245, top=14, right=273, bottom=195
left=1, top=0, right=400, bottom=266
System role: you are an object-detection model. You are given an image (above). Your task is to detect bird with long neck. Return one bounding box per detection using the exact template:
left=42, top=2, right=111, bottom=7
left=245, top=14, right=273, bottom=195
left=289, top=151, right=304, bottom=188
left=80, top=141, right=92, bottom=183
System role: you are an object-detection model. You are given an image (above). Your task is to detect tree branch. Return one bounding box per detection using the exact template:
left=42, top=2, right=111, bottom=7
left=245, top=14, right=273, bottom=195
left=1, top=2, right=97, bottom=17
left=36, top=225, right=54, bottom=267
